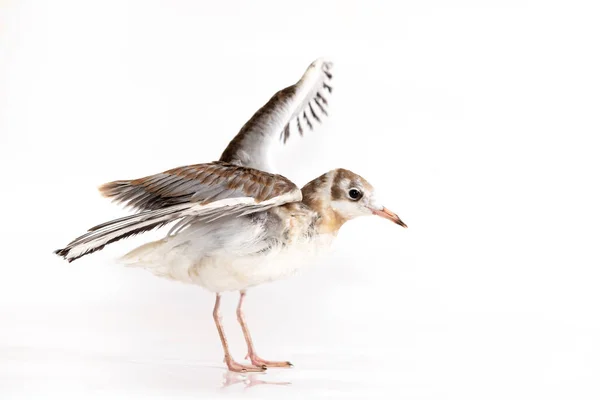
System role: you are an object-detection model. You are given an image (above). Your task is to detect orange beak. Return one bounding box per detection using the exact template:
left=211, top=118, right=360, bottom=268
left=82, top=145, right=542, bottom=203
left=372, top=207, right=407, bottom=228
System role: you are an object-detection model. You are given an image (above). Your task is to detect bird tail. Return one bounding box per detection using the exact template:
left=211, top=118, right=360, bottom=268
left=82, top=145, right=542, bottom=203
left=54, top=203, right=192, bottom=262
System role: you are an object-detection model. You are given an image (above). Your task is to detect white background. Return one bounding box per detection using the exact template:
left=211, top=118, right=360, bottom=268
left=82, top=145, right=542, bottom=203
left=1, top=0, right=599, bottom=399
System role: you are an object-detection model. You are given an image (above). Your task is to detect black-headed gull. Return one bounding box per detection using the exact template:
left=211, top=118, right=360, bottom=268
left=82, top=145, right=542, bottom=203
left=56, top=58, right=406, bottom=372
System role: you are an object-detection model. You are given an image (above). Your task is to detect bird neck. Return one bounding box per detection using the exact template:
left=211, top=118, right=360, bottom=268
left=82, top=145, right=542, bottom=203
left=301, top=172, right=348, bottom=235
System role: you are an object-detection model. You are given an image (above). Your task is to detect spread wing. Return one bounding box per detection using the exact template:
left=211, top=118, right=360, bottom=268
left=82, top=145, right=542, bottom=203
left=55, top=162, right=301, bottom=262
left=219, top=57, right=333, bottom=172
left=97, top=161, right=297, bottom=212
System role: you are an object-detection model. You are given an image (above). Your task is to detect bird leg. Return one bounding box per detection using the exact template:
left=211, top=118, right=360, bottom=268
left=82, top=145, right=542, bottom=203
left=213, top=293, right=266, bottom=373
left=236, top=290, right=293, bottom=368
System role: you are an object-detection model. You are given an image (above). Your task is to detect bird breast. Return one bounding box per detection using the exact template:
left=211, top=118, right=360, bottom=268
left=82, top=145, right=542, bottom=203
left=120, top=204, right=333, bottom=292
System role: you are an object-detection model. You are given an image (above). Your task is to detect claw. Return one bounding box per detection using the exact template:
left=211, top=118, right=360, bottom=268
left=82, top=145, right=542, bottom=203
left=225, top=358, right=266, bottom=373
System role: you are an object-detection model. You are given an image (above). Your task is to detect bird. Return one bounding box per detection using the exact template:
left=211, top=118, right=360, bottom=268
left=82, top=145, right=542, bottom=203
left=55, top=58, right=407, bottom=373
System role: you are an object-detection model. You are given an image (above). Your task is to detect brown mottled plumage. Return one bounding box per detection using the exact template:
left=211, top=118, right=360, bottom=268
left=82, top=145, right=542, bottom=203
left=99, top=161, right=297, bottom=211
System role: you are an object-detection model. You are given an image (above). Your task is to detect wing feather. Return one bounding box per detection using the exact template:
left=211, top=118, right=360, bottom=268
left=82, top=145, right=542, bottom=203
left=219, top=58, right=333, bottom=172
left=98, top=161, right=297, bottom=212
left=57, top=170, right=302, bottom=262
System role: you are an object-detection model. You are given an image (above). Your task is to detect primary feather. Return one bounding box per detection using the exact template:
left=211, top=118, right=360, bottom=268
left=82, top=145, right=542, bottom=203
left=219, top=58, right=333, bottom=173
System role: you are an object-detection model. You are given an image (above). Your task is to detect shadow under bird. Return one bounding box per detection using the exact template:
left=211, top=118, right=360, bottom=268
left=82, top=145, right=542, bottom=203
left=55, top=58, right=407, bottom=373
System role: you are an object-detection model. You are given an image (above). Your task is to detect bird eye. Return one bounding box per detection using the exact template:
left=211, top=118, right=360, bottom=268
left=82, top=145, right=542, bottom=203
left=348, top=188, right=362, bottom=200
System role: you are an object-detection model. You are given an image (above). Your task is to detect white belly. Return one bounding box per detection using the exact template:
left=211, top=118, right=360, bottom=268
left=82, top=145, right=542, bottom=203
left=121, top=232, right=335, bottom=292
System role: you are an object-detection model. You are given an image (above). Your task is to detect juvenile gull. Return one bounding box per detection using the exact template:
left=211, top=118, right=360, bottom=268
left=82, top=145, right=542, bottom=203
left=55, top=58, right=407, bottom=372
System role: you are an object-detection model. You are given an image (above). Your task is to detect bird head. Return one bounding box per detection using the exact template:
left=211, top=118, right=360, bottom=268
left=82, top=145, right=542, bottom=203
left=302, top=168, right=407, bottom=229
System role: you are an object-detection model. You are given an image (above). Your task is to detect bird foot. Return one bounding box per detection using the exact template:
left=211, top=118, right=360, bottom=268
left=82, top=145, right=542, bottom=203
left=247, top=354, right=293, bottom=368
left=225, top=357, right=266, bottom=373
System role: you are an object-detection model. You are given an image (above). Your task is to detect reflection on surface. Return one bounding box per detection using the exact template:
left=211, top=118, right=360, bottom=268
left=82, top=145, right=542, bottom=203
left=221, top=371, right=291, bottom=389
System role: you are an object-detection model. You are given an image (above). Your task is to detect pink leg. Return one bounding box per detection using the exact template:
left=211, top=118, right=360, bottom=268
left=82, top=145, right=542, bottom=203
left=213, top=293, right=266, bottom=373
left=236, top=290, right=293, bottom=368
